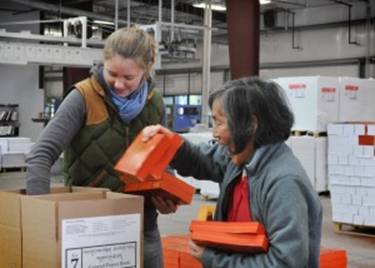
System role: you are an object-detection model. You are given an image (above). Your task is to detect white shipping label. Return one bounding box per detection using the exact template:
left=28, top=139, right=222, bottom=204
left=320, top=87, right=336, bottom=102
left=62, top=214, right=141, bottom=268
left=288, top=82, right=306, bottom=98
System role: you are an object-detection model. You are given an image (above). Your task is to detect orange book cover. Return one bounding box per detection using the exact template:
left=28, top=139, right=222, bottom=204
left=162, top=235, right=203, bottom=268
left=320, top=248, right=347, bottom=268
left=191, top=231, right=269, bottom=253
left=124, top=172, right=195, bottom=204
left=150, top=134, right=184, bottom=179
left=114, top=133, right=169, bottom=182
left=190, top=220, right=266, bottom=235
left=358, top=135, right=375, bottom=146
left=180, top=251, right=203, bottom=268
left=115, top=132, right=184, bottom=182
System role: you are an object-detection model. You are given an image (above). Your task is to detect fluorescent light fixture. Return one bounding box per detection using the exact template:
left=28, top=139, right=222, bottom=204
left=93, top=20, right=115, bottom=26
left=192, top=3, right=226, bottom=12
left=260, top=0, right=272, bottom=4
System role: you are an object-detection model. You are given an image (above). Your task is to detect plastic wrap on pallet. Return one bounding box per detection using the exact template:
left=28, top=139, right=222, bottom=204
left=328, top=122, right=375, bottom=227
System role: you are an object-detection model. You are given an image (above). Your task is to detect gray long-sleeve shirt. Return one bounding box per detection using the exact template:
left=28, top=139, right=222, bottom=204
left=26, top=90, right=85, bottom=194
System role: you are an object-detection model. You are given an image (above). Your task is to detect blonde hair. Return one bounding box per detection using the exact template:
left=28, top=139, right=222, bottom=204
left=103, top=27, right=157, bottom=78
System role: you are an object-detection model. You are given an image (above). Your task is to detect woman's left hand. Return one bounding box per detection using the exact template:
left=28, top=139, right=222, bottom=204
left=189, top=240, right=205, bottom=260
left=151, top=195, right=179, bottom=214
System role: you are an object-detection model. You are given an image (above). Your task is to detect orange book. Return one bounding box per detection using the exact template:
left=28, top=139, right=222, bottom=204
left=124, top=171, right=195, bottom=205
left=114, top=133, right=168, bottom=182
left=162, top=235, right=203, bottom=268
left=180, top=251, right=202, bottom=268
left=320, top=248, right=347, bottom=268
left=358, top=135, right=375, bottom=146
left=163, top=248, right=180, bottom=268
left=114, top=132, right=183, bottom=182
left=149, top=133, right=184, bottom=179
left=191, top=231, right=269, bottom=253
left=190, top=220, right=266, bottom=235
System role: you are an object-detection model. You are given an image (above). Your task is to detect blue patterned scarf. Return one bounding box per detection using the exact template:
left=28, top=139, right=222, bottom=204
left=109, top=81, right=148, bottom=123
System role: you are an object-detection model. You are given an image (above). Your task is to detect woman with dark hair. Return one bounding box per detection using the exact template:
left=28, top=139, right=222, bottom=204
left=146, top=77, right=322, bottom=268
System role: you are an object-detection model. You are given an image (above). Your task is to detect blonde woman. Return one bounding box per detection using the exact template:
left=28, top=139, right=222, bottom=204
left=26, top=27, right=177, bottom=268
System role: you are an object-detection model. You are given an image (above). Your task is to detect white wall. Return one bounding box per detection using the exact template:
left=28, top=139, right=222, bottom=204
left=0, top=9, right=44, bottom=141
left=260, top=65, right=359, bottom=79
left=260, top=26, right=374, bottom=65
left=157, top=19, right=375, bottom=95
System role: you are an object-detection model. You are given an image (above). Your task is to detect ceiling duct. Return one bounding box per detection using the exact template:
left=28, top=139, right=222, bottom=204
left=263, top=9, right=277, bottom=28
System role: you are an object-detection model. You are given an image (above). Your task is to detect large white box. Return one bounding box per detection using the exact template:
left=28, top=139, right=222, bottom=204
left=181, top=132, right=219, bottom=195
left=7, top=137, right=32, bottom=153
left=287, top=135, right=328, bottom=192
left=289, top=136, right=315, bottom=187
left=1, top=153, right=25, bottom=168
left=0, top=138, right=8, bottom=153
left=339, top=77, right=375, bottom=122
left=274, top=76, right=339, bottom=132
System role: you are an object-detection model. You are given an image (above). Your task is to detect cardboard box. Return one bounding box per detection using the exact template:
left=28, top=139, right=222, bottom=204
left=0, top=186, right=144, bottom=268
left=339, top=77, right=375, bottom=122
left=0, top=187, right=110, bottom=268
left=287, top=136, right=328, bottom=192
left=274, top=76, right=339, bottom=132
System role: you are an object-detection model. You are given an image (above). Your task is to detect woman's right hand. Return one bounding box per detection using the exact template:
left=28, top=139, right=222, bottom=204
left=142, top=124, right=174, bottom=142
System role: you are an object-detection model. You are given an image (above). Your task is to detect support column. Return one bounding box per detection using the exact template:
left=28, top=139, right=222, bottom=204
left=225, top=0, right=260, bottom=79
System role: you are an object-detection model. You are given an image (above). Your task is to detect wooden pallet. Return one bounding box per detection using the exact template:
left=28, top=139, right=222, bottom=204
left=291, top=130, right=327, bottom=137
left=0, top=166, right=26, bottom=172
left=333, top=222, right=375, bottom=238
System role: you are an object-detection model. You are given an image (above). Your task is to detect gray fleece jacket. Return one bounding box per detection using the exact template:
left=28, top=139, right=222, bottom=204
left=171, top=141, right=322, bottom=268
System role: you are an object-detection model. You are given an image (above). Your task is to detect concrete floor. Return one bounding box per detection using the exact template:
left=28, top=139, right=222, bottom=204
left=1, top=171, right=375, bottom=268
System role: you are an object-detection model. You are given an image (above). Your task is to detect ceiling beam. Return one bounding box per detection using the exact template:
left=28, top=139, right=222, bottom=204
left=8, top=0, right=128, bottom=24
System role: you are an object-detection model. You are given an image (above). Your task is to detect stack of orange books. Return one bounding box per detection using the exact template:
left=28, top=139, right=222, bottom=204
left=114, top=132, right=195, bottom=205
left=190, top=220, right=269, bottom=253
left=320, top=248, right=347, bottom=268
left=162, top=235, right=203, bottom=268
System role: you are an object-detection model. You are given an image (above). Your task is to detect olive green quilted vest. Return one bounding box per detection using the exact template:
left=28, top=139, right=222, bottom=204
left=63, top=76, right=164, bottom=192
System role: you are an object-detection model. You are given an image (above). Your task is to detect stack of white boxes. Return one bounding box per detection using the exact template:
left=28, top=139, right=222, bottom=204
left=274, top=76, right=375, bottom=193
left=328, top=123, right=375, bottom=226
left=0, top=137, right=33, bottom=169
left=273, top=76, right=340, bottom=193
left=273, top=76, right=340, bottom=132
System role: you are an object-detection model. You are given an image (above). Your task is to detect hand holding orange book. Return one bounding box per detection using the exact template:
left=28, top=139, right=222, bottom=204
left=114, top=132, right=184, bottom=182
left=124, top=171, right=195, bottom=205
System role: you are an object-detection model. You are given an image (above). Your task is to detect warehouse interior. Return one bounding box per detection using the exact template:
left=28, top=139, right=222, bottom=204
left=0, top=0, right=375, bottom=267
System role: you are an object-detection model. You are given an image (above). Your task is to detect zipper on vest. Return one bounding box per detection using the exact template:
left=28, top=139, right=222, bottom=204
left=125, top=126, right=129, bottom=147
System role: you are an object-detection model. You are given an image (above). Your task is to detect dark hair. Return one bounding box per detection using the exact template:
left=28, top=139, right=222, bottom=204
left=208, top=77, right=294, bottom=154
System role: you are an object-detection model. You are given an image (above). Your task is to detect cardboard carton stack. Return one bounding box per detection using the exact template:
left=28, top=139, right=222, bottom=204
left=272, top=76, right=337, bottom=193
left=0, top=187, right=144, bottom=268
left=274, top=77, right=375, bottom=194
left=115, top=132, right=195, bottom=205
left=286, top=136, right=328, bottom=192
left=328, top=122, right=375, bottom=226
left=0, top=137, right=33, bottom=169
left=339, top=77, right=375, bottom=122
left=274, top=76, right=340, bottom=132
